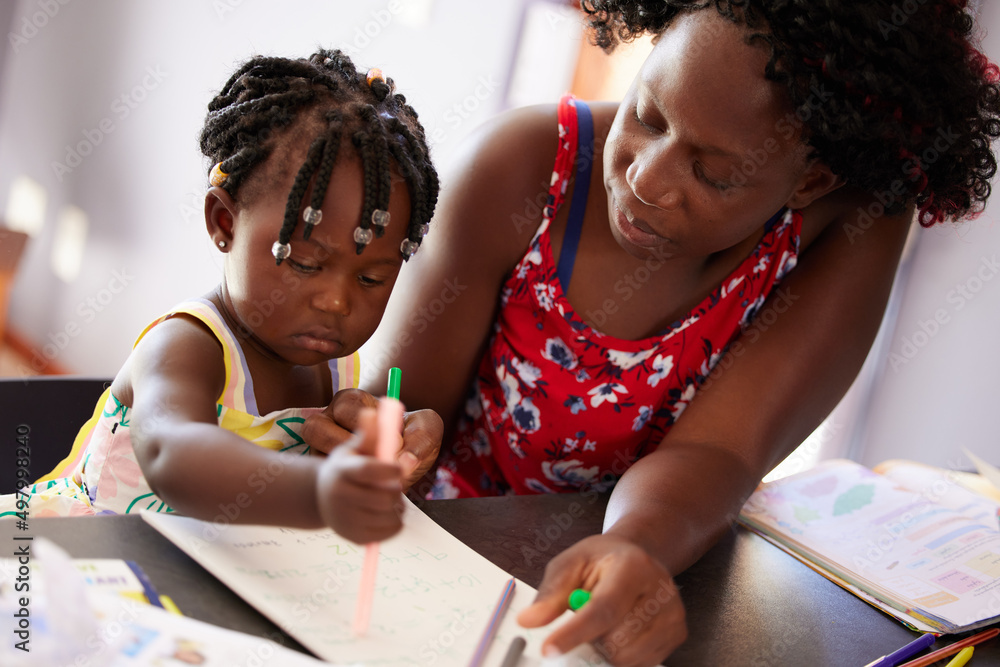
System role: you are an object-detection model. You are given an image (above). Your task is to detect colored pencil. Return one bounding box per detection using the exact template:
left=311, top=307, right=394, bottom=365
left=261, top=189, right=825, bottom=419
left=468, top=577, right=516, bottom=667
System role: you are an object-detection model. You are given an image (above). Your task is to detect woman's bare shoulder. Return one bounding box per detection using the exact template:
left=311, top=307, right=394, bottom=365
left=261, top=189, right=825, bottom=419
left=431, top=104, right=563, bottom=271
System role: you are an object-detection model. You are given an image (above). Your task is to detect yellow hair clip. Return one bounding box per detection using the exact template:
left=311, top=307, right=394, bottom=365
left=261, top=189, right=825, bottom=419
left=209, top=162, right=228, bottom=187
left=365, top=67, right=385, bottom=87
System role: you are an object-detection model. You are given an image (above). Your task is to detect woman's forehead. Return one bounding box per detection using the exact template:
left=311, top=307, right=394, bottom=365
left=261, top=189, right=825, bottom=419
left=643, top=11, right=792, bottom=141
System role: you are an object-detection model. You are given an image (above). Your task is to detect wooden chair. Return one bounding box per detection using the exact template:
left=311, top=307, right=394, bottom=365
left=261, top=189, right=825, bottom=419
left=0, top=376, right=112, bottom=494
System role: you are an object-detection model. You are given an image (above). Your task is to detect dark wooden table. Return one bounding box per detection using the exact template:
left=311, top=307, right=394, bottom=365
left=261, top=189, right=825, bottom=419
left=2, top=494, right=998, bottom=666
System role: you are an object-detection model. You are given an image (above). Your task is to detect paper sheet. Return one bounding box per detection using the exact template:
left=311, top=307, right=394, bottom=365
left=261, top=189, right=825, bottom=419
left=143, top=497, right=609, bottom=666
left=964, top=448, right=1000, bottom=497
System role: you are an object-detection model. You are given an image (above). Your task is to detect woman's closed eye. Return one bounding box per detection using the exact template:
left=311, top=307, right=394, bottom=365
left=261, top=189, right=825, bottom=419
left=633, top=102, right=663, bottom=133
left=695, top=163, right=731, bottom=192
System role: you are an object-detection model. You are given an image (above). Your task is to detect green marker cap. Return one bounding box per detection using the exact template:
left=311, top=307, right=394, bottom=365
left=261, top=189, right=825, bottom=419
left=568, top=588, right=591, bottom=610
left=388, top=367, right=402, bottom=400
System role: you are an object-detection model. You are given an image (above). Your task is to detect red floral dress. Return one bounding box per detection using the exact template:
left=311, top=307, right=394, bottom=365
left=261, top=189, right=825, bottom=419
left=429, top=96, right=802, bottom=498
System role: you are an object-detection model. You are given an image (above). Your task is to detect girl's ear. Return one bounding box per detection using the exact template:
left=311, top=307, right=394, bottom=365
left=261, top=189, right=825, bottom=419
left=784, top=160, right=843, bottom=210
left=205, top=186, right=237, bottom=250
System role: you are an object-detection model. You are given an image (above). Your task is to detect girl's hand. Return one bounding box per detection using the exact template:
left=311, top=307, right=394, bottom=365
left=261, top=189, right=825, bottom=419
left=315, top=407, right=404, bottom=544
left=303, top=388, right=443, bottom=490
left=517, top=534, right=686, bottom=667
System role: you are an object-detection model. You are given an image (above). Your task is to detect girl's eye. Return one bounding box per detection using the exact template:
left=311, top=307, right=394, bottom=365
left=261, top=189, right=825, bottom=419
left=358, top=275, right=386, bottom=287
left=287, top=258, right=320, bottom=274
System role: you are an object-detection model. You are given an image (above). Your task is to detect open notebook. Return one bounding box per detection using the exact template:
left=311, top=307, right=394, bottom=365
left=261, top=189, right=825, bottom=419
left=143, top=497, right=610, bottom=666
left=739, top=458, right=1000, bottom=634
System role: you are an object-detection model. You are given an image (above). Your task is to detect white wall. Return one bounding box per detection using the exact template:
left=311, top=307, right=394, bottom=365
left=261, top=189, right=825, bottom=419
left=0, top=0, right=566, bottom=376
left=820, top=4, right=1000, bottom=470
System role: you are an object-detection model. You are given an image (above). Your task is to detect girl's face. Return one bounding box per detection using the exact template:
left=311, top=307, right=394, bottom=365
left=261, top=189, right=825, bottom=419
left=217, top=139, right=411, bottom=367
left=604, top=10, right=823, bottom=260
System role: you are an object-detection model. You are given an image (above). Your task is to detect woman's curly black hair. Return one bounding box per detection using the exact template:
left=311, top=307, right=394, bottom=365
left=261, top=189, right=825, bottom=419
left=582, top=0, right=1000, bottom=226
left=200, top=48, right=438, bottom=258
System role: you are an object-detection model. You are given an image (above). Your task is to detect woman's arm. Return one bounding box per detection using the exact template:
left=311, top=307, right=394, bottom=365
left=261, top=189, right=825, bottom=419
left=361, top=105, right=561, bottom=436
left=522, top=190, right=914, bottom=665
left=609, top=191, right=912, bottom=573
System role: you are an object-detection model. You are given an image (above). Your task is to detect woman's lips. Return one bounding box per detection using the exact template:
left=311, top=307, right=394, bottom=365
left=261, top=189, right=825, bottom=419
left=612, top=202, right=666, bottom=249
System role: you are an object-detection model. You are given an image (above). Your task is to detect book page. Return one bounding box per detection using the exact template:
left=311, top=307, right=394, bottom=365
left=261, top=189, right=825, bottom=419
left=143, top=497, right=609, bottom=666
left=874, top=458, right=1000, bottom=508
left=739, top=459, right=1000, bottom=633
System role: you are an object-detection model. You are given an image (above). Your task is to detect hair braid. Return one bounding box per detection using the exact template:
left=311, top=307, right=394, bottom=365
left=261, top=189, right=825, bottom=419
left=302, top=111, right=344, bottom=240
left=352, top=129, right=378, bottom=254
left=199, top=48, right=440, bottom=262
left=277, top=136, right=326, bottom=258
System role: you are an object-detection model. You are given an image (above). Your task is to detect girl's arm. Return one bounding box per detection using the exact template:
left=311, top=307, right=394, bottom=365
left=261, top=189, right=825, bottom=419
left=127, top=316, right=402, bottom=541
left=521, top=191, right=913, bottom=665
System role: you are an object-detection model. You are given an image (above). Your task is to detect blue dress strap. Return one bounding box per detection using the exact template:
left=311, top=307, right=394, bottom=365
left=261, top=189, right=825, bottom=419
left=764, top=207, right=787, bottom=232
left=555, top=100, right=594, bottom=291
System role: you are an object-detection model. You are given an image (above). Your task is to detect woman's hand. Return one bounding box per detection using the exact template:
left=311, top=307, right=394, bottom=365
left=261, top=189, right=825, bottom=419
left=303, top=388, right=443, bottom=491
left=517, top=533, right=686, bottom=667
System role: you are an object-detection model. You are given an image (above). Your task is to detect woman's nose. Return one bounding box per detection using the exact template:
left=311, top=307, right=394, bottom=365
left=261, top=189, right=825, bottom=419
left=625, top=148, right=683, bottom=211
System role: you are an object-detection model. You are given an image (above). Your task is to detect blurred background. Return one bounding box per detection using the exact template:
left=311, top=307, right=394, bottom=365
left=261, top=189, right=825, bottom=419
left=0, top=0, right=996, bottom=473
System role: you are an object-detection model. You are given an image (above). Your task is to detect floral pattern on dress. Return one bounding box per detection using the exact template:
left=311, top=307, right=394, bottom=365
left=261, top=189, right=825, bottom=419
left=429, top=95, right=802, bottom=499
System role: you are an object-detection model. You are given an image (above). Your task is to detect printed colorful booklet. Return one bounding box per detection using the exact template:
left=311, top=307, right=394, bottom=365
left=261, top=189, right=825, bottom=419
left=1, top=541, right=326, bottom=666
left=738, top=458, right=1000, bottom=634
left=143, top=496, right=610, bottom=666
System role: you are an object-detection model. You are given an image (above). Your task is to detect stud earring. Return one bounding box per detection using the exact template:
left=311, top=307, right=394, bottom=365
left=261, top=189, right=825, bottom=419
left=217, top=240, right=227, bottom=249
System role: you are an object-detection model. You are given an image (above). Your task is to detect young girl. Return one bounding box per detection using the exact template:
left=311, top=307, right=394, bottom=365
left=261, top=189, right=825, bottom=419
left=3, top=49, right=443, bottom=545
left=310, top=1, right=1000, bottom=664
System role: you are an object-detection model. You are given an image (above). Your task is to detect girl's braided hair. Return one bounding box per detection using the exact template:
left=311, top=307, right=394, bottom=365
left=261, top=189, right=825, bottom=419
left=583, top=0, right=1000, bottom=226
left=199, top=48, right=439, bottom=258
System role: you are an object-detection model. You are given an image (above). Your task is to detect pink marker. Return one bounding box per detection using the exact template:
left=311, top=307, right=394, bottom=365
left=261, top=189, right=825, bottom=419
left=353, top=369, right=404, bottom=637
